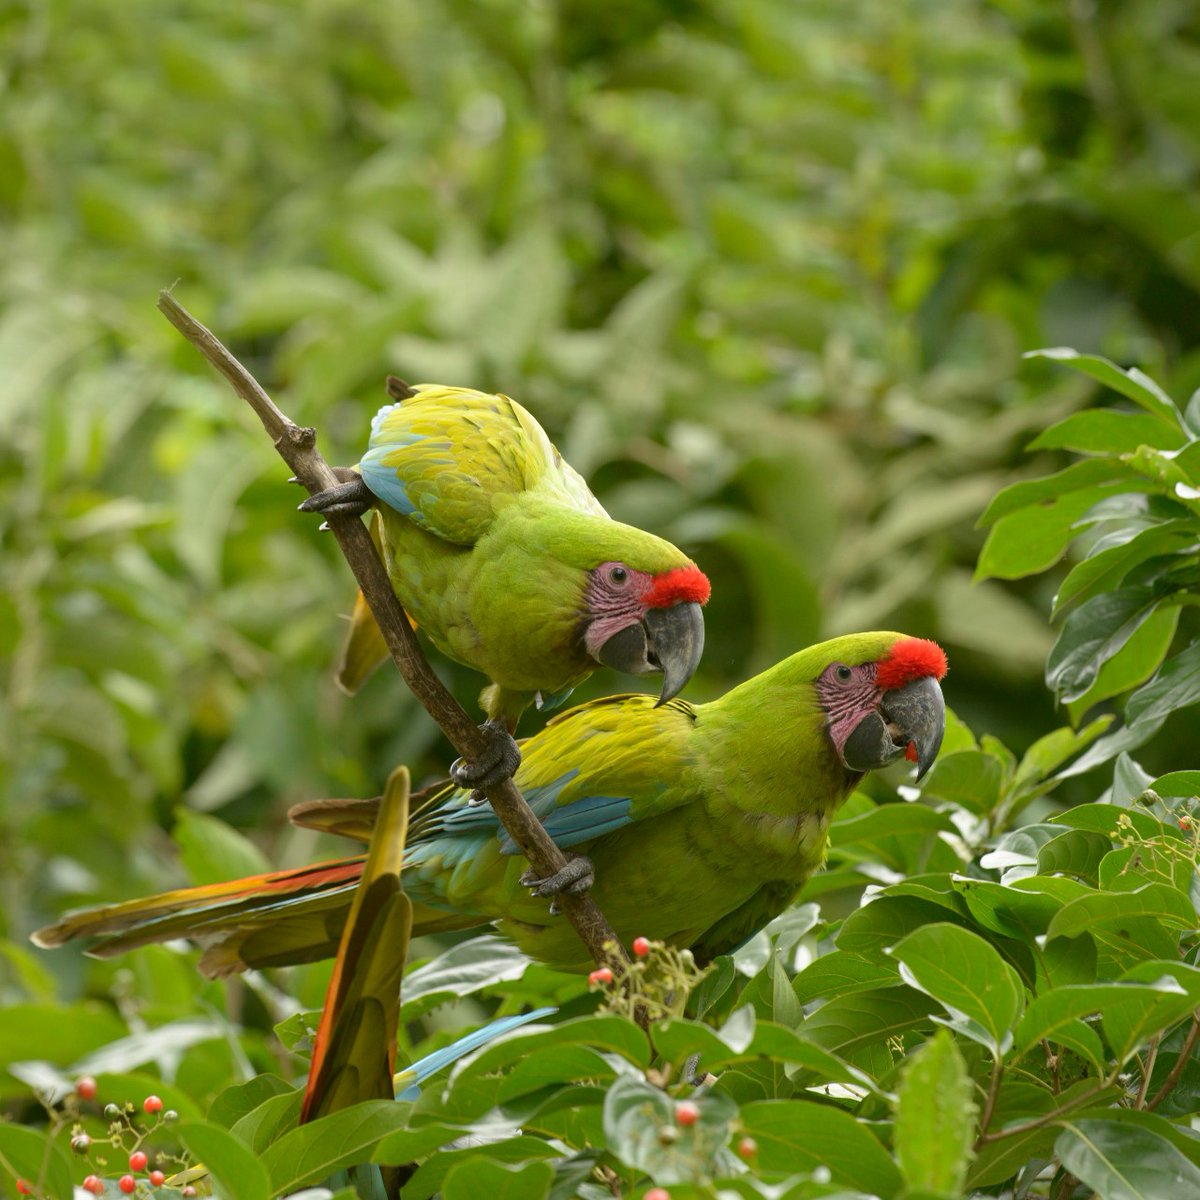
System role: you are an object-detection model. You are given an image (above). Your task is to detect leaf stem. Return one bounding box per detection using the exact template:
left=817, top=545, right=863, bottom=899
left=1146, top=1011, right=1200, bottom=1112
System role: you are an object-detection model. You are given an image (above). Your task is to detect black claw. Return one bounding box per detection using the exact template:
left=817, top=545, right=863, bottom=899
left=450, top=720, right=522, bottom=799
left=519, top=855, right=595, bottom=903
left=298, top=475, right=374, bottom=519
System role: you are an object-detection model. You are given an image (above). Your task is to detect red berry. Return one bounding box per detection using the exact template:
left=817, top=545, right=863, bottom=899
left=142, top=1095, right=163, bottom=1114
left=76, top=1076, right=98, bottom=1101
left=1180, top=816, right=1192, bottom=831
left=632, top=936, right=650, bottom=957
left=129, top=1151, right=148, bottom=1172
left=588, top=967, right=614, bottom=985
left=16, top=1181, right=32, bottom=1196
left=675, top=1100, right=700, bottom=1126
left=646, top=1189, right=670, bottom=1200
left=119, top=1177, right=136, bottom=1194
left=738, top=1135, right=758, bottom=1158
left=83, top=1177, right=104, bottom=1196
left=149, top=1171, right=165, bottom=1186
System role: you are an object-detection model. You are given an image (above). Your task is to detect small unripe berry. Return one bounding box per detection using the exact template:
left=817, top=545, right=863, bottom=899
left=737, top=1136, right=758, bottom=1158
left=82, top=1177, right=104, bottom=1195
left=162, top=1110, right=178, bottom=1123
left=143, top=1095, right=163, bottom=1114
left=646, top=1189, right=670, bottom=1200
left=1180, top=816, right=1192, bottom=831
left=119, top=1176, right=136, bottom=1194
left=71, top=1134, right=92, bottom=1154
left=104, top=1103, right=121, bottom=1118
left=76, top=1077, right=98, bottom=1101
left=657, top=1123, right=679, bottom=1145
left=675, top=1100, right=700, bottom=1126
left=588, top=967, right=614, bottom=986
left=16, top=1181, right=32, bottom=1196
left=632, top=936, right=650, bottom=957
left=149, top=1171, right=165, bottom=1187
left=129, top=1151, right=148, bottom=1172
left=183, top=1188, right=197, bottom=1198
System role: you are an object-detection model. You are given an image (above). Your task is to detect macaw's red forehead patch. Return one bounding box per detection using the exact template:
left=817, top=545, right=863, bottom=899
left=643, top=565, right=711, bottom=609
left=876, top=637, right=948, bottom=690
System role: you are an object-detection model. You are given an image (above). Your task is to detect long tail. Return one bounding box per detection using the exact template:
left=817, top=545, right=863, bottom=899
left=31, top=853, right=477, bottom=979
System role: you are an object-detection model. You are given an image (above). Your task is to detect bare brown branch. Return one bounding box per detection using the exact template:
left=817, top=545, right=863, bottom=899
left=157, top=290, right=631, bottom=981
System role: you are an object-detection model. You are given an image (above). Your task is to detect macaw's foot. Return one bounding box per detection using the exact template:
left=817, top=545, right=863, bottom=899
left=451, top=719, right=522, bottom=805
left=521, top=854, right=595, bottom=914
left=297, top=469, right=374, bottom=519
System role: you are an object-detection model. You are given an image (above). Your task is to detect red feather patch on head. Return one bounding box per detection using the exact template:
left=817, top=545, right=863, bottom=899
left=876, top=637, right=948, bottom=691
left=643, top=565, right=711, bottom=609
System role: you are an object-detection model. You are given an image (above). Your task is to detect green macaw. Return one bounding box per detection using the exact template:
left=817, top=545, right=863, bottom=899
left=301, top=378, right=710, bottom=792
left=34, top=633, right=946, bottom=974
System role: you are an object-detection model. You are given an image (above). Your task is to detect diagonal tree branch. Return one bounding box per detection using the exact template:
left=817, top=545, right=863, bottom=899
left=157, top=289, right=630, bottom=979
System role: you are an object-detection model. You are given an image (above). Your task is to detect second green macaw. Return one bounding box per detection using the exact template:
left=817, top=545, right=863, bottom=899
left=300, top=379, right=710, bottom=790
left=34, top=632, right=946, bottom=974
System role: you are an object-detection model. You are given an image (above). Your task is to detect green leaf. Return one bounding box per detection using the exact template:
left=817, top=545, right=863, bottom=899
left=739, top=1099, right=902, bottom=1195
left=838, top=896, right=971, bottom=958
left=1013, top=980, right=1187, bottom=1060
left=894, top=1029, right=977, bottom=1195
left=173, top=808, right=271, bottom=884
left=1053, top=522, right=1197, bottom=618
left=890, top=923, right=1025, bottom=1056
left=1029, top=409, right=1188, bottom=455
left=1048, top=885, right=1197, bottom=940
left=398, top=935, right=535, bottom=1020
left=402, top=1137, right=562, bottom=1200
left=442, top=1158, right=554, bottom=1200
left=1026, top=349, right=1184, bottom=427
left=1055, top=1118, right=1200, bottom=1200
left=1036, top=830, right=1114, bottom=883
left=229, top=1090, right=303, bottom=1154
left=953, top=874, right=1080, bottom=941
left=797, top=986, right=936, bottom=1063
left=1046, top=589, right=1166, bottom=704
left=0, top=1124, right=74, bottom=1200
left=176, top=1119, right=272, bottom=1200
left=976, top=483, right=1128, bottom=581
left=918, top=750, right=1006, bottom=814
left=978, top=459, right=1136, bottom=526
left=793, top=951, right=900, bottom=1004
left=208, top=1074, right=294, bottom=1128
left=1105, top=961, right=1200, bottom=1065
left=261, top=1099, right=412, bottom=1194
left=1014, top=718, right=1116, bottom=789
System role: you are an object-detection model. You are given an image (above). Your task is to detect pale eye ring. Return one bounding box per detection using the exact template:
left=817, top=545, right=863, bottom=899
left=835, top=665, right=852, bottom=683
left=610, top=566, right=628, bottom=585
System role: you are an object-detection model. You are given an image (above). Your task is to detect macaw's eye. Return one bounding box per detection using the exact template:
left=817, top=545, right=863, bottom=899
left=835, top=665, right=853, bottom=683
left=609, top=566, right=629, bottom=586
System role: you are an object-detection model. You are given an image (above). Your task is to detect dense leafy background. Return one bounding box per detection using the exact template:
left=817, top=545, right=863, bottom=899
left=3, top=0, right=1200, bottom=1197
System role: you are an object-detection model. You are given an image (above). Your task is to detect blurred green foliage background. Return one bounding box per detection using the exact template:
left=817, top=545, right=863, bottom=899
left=2, top=0, right=1199, bottom=970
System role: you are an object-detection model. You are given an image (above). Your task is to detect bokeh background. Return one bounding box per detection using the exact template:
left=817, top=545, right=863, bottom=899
left=3, top=0, right=1199, bottom=984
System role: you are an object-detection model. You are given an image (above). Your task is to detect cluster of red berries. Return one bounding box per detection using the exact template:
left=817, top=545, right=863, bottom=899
left=586, top=935, right=654, bottom=986
left=67, top=1079, right=189, bottom=1197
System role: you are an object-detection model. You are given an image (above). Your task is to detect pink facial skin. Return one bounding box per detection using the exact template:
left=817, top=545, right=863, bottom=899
left=582, top=563, right=654, bottom=657
left=815, top=661, right=883, bottom=759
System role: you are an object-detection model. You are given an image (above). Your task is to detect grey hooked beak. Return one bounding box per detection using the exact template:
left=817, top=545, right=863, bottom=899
left=840, top=675, right=946, bottom=780
left=594, top=602, right=705, bottom=705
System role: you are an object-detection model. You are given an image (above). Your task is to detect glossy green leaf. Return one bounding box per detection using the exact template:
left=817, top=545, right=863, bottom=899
left=0, top=1124, right=74, bottom=1200
left=1029, top=409, right=1188, bottom=455
left=890, top=923, right=1025, bottom=1055
left=1026, top=349, right=1184, bottom=427
left=739, top=1099, right=902, bottom=1195
left=1036, top=829, right=1114, bottom=883
left=1055, top=1118, right=1200, bottom=1200
left=442, top=1158, right=555, bottom=1200
left=177, top=1119, right=272, bottom=1200
left=262, top=1100, right=412, bottom=1194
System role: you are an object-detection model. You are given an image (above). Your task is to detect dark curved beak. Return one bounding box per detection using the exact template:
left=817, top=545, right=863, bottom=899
left=594, top=602, right=705, bottom=705
left=840, top=675, right=946, bottom=780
